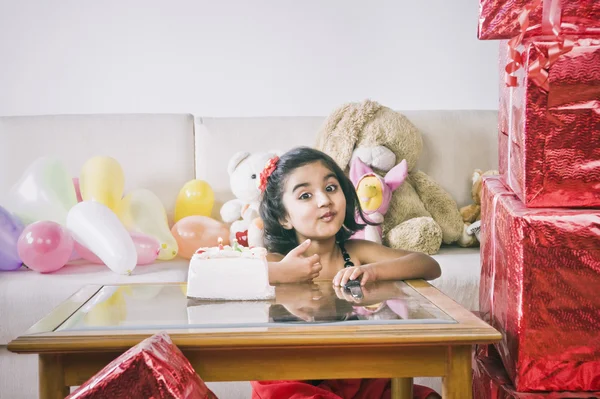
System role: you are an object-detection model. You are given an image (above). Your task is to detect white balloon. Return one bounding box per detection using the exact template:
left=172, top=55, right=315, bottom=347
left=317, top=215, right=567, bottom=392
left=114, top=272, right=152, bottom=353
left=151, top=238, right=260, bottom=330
left=67, top=201, right=137, bottom=275
left=4, top=157, right=77, bottom=225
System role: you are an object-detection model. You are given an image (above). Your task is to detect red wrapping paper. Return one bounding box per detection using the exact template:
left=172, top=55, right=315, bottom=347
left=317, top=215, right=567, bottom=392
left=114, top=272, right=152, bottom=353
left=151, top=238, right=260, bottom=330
left=67, top=332, right=217, bottom=399
left=498, top=37, right=600, bottom=208
left=478, top=0, right=600, bottom=40
left=479, top=176, right=600, bottom=392
left=474, top=345, right=600, bottom=398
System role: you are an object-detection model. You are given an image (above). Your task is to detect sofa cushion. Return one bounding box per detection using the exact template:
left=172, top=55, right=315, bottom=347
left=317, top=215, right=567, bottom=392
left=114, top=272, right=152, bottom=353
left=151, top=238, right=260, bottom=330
left=0, top=113, right=196, bottom=223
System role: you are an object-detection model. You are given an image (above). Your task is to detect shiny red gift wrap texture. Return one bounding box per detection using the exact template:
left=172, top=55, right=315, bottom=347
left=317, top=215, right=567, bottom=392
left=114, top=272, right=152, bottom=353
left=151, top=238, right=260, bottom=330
left=474, top=345, right=600, bottom=398
left=479, top=176, right=600, bottom=392
left=498, top=37, right=600, bottom=208
left=67, top=332, right=217, bottom=399
left=478, top=0, right=600, bottom=40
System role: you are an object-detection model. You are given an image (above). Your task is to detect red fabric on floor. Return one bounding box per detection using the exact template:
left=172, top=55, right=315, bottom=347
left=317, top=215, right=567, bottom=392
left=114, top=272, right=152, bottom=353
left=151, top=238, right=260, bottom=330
left=251, top=379, right=439, bottom=399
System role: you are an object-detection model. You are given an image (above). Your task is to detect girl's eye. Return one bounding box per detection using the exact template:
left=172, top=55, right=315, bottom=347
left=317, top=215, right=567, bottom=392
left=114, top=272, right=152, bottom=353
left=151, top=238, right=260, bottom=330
left=326, top=184, right=338, bottom=192
left=299, top=193, right=312, bottom=200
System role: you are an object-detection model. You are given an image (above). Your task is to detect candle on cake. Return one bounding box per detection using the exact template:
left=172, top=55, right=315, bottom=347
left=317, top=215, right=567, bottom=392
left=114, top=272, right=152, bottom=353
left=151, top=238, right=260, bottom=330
left=217, top=237, right=224, bottom=250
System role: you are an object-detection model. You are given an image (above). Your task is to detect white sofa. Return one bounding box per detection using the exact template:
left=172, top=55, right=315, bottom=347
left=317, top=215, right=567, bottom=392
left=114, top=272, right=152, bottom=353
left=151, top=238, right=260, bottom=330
left=0, top=110, right=498, bottom=398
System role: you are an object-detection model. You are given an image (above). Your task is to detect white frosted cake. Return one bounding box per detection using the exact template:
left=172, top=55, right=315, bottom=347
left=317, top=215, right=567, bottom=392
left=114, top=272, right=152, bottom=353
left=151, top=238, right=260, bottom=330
left=186, top=242, right=275, bottom=300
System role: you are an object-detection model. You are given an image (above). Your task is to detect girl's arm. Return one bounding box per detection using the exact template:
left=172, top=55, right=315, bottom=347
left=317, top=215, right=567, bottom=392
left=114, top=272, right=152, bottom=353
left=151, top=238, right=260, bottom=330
left=334, top=240, right=441, bottom=286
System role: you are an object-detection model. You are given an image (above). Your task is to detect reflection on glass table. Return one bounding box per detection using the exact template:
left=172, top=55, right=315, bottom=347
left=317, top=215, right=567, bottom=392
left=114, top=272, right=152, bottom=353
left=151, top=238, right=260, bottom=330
left=56, top=281, right=455, bottom=332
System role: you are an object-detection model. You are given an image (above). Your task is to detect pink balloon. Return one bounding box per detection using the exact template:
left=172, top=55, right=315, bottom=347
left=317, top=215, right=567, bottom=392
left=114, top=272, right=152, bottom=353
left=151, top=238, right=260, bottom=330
left=74, top=232, right=160, bottom=266
left=68, top=246, right=82, bottom=262
left=131, top=232, right=161, bottom=265
left=17, top=221, right=74, bottom=273
left=73, top=177, right=83, bottom=202
left=74, top=240, right=103, bottom=264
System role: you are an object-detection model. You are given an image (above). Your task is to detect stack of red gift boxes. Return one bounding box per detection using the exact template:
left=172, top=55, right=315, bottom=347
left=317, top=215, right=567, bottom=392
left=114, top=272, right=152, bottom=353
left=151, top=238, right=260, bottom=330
left=476, top=1, right=600, bottom=398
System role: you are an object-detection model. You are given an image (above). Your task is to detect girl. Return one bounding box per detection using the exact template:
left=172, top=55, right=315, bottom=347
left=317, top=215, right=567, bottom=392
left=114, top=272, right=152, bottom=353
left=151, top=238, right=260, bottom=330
left=252, top=147, right=442, bottom=399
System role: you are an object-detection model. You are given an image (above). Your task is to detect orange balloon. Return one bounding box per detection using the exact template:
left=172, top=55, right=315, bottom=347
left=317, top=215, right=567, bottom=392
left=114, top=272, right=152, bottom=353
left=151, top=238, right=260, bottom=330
left=171, top=216, right=230, bottom=259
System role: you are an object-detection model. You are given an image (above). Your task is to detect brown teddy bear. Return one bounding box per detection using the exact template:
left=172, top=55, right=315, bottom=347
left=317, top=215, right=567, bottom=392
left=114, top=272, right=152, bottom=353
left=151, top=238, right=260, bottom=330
left=315, top=99, right=464, bottom=255
left=457, top=169, right=499, bottom=247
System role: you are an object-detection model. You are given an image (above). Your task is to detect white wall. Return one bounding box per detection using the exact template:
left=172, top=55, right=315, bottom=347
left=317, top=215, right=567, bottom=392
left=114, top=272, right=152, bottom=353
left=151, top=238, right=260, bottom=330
left=0, top=0, right=499, bottom=117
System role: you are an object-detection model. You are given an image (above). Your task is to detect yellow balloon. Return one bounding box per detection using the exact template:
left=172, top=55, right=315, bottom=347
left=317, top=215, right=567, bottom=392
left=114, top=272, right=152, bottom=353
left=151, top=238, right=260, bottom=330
left=79, top=156, right=125, bottom=212
left=174, top=180, right=215, bottom=222
left=118, top=188, right=178, bottom=260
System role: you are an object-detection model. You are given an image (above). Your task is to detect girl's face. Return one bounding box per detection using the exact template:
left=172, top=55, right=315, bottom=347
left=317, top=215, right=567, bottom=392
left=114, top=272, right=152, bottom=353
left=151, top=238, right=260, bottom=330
left=280, top=161, right=347, bottom=242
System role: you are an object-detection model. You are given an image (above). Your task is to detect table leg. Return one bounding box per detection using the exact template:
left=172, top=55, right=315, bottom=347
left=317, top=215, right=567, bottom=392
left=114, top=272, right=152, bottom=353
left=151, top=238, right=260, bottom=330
left=443, top=345, right=472, bottom=399
left=391, top=377, right=413, bottom=399
left=39, top=354, right=70, bottom=399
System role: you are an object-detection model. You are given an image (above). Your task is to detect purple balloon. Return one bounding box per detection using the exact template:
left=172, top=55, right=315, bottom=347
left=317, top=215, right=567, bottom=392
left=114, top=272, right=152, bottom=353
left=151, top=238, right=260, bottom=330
left=0, top=205, right=25, bottom=271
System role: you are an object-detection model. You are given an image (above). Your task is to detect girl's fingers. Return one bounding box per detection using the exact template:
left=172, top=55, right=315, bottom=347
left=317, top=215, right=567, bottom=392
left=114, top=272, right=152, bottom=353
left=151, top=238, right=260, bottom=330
left=360, top=272, right=369, bottom=285
left=312, top=262, right=322, bottom=273
left=350, top=268, right=363, bottom=281
left=332, top=270, right=344, bottom=286
left=341, top=289, right=355, bottom=303
left=340, top=268, right=355, bottom=287
left=333, top=285, right=345, bottom=300
left=307, top=254, right=320, bottom=264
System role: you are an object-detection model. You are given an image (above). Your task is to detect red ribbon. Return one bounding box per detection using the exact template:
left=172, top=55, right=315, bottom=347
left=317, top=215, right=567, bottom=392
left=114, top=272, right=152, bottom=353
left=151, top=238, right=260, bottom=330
left=505, top=0, right=569, bottom=90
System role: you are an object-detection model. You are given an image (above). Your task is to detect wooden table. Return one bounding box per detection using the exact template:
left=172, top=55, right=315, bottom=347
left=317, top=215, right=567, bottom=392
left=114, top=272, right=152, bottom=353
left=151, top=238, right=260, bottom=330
left=8, top=280, right=500, bottom=399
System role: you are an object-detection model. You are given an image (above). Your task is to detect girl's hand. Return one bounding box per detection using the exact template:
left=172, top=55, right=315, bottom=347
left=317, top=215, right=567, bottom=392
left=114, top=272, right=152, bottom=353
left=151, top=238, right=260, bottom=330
left=279, top=239, right=322, bottom=283
left=333, top=265, right=376, bottom=287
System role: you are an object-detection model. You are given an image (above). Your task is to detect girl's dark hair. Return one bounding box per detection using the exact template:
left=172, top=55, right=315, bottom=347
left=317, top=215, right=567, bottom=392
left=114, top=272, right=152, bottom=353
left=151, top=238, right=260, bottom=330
left=259, top=146, right=374, bottom=255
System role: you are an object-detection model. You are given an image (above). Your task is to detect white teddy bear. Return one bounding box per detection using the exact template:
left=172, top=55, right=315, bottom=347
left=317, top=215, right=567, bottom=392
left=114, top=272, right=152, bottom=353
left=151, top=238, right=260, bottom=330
left=220, top=151, right=278, bottom=247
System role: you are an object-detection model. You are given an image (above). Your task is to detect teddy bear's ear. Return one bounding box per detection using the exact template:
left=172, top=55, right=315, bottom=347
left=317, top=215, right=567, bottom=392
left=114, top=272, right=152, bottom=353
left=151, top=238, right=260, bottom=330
left=227, top=151, right=251, bottom=176
left=472, top=169, right=483, bottom=185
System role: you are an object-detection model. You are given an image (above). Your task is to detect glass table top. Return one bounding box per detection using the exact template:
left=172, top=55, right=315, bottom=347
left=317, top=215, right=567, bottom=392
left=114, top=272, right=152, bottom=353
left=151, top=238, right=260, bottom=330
left=55, top=281, right=455, bottom=332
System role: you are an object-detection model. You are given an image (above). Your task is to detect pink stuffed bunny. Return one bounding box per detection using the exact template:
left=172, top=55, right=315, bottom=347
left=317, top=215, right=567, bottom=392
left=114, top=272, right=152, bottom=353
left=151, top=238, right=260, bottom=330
left=350, top=157, right=408, bottom=244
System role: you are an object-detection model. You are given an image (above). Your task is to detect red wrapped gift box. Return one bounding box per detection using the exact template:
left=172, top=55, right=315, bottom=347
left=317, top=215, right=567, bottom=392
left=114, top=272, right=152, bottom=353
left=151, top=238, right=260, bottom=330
left=478, top=0, right=600, bottom=40
left=498, top=37, right=600, bottom=208
left=67, top=332, right=217, bottom=399
left=479, top=176, right=600, bottom=392
left=474, top=345, right=600, bottom=398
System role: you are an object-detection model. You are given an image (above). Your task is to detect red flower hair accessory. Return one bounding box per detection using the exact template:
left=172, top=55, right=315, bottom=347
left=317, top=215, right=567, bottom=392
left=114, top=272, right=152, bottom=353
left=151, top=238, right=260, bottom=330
left=259, top=156, right=279, bottom=192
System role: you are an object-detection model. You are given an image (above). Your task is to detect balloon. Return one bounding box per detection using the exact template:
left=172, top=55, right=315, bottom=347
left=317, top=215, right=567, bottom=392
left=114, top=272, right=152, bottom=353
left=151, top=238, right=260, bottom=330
left=84, top=287, right=127, bottom=327
left=73, top=177, right=83, bottom=202
left=67, top=201, right=137, bottom=275
left=118, top=189, right=178, bottom=260
left=75, top=231, right=160, bottom=266
left=79, top=156, right=125, bottom=212
left=130, top=232, right=161, bottom=265
left=68, top=246, right=82, bottom=262
left=17, top=221, right=74, bottom=273
left=171, top=216, right=230, bottom=259
left=0, top=205, right=25, bottom=271
left=4, top=157, right=77, bottom=225
left=73, top=241, right=103, bottom=264
left=174, top=179, right=215, bottom=222
left=124, top=284, right=164, bottom=300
